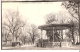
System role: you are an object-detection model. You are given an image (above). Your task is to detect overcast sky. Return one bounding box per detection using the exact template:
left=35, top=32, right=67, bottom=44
left=2, top=2, right=72, bottom=26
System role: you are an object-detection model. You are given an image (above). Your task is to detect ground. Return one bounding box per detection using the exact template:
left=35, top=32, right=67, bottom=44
left=2, top=44, right=80, bottom=50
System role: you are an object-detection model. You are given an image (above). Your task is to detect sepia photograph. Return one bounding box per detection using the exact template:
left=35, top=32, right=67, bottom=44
left=1, top=0, right=80, bottom=50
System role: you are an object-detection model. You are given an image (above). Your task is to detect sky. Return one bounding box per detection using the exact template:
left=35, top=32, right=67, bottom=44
left=2, top=2, right=71, bottom=26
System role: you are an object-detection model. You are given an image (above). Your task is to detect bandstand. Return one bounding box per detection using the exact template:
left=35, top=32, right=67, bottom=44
left=38, top=24, right=74, bottom=47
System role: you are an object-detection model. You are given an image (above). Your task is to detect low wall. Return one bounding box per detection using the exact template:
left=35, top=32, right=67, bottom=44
left=41, top=42, right=72, bottom=47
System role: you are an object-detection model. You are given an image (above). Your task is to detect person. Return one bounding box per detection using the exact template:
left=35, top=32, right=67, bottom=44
left=54, top=31, right=60, bottom=42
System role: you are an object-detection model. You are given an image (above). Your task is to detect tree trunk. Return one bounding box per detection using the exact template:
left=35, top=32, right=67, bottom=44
left=24, top=40, right=25, bottom=45
left=78, top=2, right=80, bottom=43
left=16, top=37, right=18, bottom=42
left=32, top=38, right=34, bottom=44
left=13, top=32, right=15, bottom=42
left=71, top=27, right=75, bottom=44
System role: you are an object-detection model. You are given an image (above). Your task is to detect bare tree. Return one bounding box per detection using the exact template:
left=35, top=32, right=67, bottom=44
left=19, top=35, right=27, bottom=45
left=66, top=19, right=79, bottom=44
left=2, top=10, right=25, bottom=43
left=45, top=13, right=57, bottom=24
left=27, top=24, right=40, bottom=44
left=2, top=25, right=11, bottom=44
left=62, top=0, right=80, bottom=43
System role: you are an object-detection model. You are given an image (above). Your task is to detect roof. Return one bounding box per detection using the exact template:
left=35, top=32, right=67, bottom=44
left=38, top=24, right=74, bottom=30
